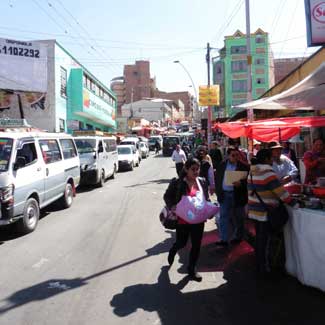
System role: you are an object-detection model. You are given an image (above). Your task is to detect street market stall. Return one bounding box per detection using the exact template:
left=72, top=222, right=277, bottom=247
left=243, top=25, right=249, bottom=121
left=285, top=206, right=325, bottom=291
left=214, top=62, right=325, bottom=291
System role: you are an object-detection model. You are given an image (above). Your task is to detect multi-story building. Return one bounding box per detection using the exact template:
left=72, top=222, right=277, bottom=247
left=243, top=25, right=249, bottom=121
left=154, top=90, right=194, bottom=121
left=121, top=98, right=184, bottom=126
left=0, top=39, right=117, bottom=133
left=213, top=28, right=274, bottom=117
left=111, top=61, right=156, bottom=117
left=110, top=60, right=194, bottom=121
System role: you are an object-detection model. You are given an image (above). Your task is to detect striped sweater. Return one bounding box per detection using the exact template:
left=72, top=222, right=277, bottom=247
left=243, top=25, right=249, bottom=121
left=247, top=164, right=291, bottom=221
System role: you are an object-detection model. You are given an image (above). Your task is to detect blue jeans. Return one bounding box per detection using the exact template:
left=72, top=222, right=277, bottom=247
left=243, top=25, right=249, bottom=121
left=218, top=191, right=245, bottom=242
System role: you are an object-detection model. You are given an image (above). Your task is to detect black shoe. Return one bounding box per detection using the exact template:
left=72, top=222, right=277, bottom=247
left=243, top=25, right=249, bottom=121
left=188, top=271, right=202, bottom=282
left=168, top=250, right=176, bottom=266
left=215, top=240, right=228, bottom=247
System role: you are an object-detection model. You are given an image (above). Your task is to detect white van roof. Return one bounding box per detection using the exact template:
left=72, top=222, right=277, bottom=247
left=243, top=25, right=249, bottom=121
left=0, top=131, right=73, bottom=140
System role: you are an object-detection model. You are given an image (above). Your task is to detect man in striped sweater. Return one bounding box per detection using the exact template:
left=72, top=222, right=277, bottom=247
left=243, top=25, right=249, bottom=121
left=247, top=149, right=291, bottom=276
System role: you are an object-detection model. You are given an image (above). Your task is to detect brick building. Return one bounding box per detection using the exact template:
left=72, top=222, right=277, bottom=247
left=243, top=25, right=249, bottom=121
left=154, top=90, right=194, bottom=121
left=274, top=57, right=306, bottom=84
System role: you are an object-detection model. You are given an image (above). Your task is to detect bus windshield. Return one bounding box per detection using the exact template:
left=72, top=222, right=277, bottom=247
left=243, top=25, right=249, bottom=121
left=0, top=138, right=13, bottom=172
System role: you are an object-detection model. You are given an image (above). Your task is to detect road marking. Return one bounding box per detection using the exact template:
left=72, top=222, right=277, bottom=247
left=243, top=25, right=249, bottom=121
left=48, top=281, right=70, bottom=290
left=32, top=258, right=49, bottom=269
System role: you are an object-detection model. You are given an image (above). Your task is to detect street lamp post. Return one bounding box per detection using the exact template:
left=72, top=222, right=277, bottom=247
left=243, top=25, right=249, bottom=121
left=173, top=60, right=198, bottom=123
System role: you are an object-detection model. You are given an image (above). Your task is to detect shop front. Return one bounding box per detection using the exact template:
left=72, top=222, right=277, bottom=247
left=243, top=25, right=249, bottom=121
left=67, top=68, right=116, bottom=133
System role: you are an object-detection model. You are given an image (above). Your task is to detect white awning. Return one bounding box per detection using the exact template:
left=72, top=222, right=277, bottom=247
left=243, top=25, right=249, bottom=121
left=234, top=62, right=325, bottom=111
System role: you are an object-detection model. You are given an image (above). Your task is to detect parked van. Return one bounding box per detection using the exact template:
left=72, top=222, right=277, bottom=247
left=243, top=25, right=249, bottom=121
left=0, top=131, right=80, bottom=234
left=74, top=135, right=118, bottom=187
left=120, top=137, right=141, bottom=164
left=117, top=145, right=139, bottom=171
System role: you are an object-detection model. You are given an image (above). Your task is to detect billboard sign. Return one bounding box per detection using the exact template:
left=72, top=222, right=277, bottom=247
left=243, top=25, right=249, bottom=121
left=199, top=85, right=220, bottom=106
left=305, top=0, right=325, bottom=46
left=0, top=38, right=47, bottom=92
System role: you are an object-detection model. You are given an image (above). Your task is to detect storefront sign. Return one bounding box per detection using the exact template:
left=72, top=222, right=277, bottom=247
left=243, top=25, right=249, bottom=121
left=82, top=89, right=116, bottom=127
left=305, top=0, right=325, bottom=46
left=0, top=38, right=47, bottom=92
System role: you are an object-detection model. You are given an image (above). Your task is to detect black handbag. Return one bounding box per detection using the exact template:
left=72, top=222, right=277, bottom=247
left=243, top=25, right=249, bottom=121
left=159, top=206, right=178, bottom=230
left=250, top=174, right=289, bottom=233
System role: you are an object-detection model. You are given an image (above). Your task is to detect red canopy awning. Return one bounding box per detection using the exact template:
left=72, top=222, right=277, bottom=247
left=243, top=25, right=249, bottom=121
left=213, top=116, right=325, bottom=142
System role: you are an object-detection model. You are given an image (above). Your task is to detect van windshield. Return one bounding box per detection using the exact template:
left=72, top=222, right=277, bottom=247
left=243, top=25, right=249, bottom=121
left=0, top=138, right=13, bottom=172
left=75, top=139, right=96, bottom=154
left=118, top=147, right=131, bottom=154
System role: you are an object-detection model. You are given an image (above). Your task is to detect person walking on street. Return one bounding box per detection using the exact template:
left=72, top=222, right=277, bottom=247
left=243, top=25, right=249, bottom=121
left=195, top=145, right=215, bottom=197
left=163, top=158, right=209, bottom=282
left=154, top=140, right=161, bottom=155
left=215, top=147, right=249, bottom=246
left=209, top=141, right=223, bottom=172
left=171, top=144, right=187, bottom=176
left=248, top=149, right=292, bottom=277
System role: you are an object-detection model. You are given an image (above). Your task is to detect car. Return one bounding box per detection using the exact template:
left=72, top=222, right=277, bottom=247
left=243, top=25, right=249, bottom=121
left=162, top=135, right=180, bottom=156
left=117, top=145, right=139, bottom=171
left=0, top=131, right=80, bottom=234
left=139, top=142, right=149, bottom=158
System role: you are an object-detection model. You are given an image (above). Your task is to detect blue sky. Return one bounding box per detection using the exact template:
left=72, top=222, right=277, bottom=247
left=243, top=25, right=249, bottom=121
left=0, top=0, right=318, bottom=96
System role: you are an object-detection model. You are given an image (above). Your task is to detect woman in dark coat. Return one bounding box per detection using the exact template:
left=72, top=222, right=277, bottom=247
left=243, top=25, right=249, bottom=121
left=163, top=157, right=209, bottom=282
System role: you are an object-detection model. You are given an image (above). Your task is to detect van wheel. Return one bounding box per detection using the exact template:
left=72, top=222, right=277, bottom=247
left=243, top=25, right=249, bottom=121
left=16, top=198, right=39, bottom=234
left=136, top=159, right=140, bottom=167
left=59, top=183, right=74, bottom=208
left=98, top=169, right=105, bottom=187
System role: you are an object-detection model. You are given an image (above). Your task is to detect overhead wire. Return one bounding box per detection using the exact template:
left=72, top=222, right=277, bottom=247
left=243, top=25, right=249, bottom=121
left=47, top=0, right=120, bottom=75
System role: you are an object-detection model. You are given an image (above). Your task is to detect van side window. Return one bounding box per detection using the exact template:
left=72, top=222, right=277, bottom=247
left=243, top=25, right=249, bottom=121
left=59, top=139, right=77, bottom=159
left=16, top=143, right=37, bottom=166
left=39, top=139, right=62, bottom=164
left=104, top=139, right=117, bottom=152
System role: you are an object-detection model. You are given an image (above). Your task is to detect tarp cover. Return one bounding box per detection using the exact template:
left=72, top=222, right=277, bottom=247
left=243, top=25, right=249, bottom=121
left=234, top=62, right=325, bottom=111
left=214, top=116, right=325, bottom=142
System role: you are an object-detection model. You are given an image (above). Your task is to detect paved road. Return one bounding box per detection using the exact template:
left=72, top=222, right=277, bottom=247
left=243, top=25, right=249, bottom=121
left=0, top=152, right=324, bottom=325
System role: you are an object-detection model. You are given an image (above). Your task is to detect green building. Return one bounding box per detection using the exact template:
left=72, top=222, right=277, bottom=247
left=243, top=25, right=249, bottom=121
left=213, top=29, right=274, bottom=118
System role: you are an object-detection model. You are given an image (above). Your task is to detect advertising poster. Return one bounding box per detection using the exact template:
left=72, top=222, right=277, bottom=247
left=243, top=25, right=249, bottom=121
left=0, top=38, right=48, bottom=92
left=305, top=0, right=325, bottom=46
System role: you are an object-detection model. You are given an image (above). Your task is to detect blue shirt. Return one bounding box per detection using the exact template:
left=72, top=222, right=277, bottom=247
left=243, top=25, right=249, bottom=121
left=222, top=160, right=237, bottom=191
left=272, top=154, right=298, bottom=180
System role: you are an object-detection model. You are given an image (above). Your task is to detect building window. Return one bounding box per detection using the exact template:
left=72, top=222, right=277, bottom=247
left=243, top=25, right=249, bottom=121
left=256, top=36, right=265, bottom=43
left=231, top=60, right=247, bottom=72
left=255, top=58, right=265, bottom=65
left=232, top=80, right=248, bottom=92
left=60, top=67, right=67, bottom=98
left=59, top=119, right=65, bottom=132
left=256, top=78, right=265, bottom=84
left=230, top=45, right=247, bottom=54
left=256, top=68, right=265, bottom=74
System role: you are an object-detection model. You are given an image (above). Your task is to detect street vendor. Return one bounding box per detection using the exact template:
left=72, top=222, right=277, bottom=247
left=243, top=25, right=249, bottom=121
left=303, top=138, right=325, bottom=185
left=269, top=141, right=298, bottom=184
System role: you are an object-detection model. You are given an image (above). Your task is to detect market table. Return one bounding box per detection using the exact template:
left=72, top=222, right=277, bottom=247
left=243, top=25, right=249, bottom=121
left=284, top=206, right=325, bottom=291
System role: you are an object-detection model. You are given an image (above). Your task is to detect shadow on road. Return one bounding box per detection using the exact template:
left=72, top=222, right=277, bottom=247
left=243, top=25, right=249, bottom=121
left=0, top=231, right=175, bottom=315
left=124, top=178, right=172, bottom=188
left=110, top=242, right=325, bottom=325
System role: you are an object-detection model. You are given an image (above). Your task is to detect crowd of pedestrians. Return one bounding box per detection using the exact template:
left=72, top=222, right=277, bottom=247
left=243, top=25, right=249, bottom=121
left=164, top=134, right=307, bottom=282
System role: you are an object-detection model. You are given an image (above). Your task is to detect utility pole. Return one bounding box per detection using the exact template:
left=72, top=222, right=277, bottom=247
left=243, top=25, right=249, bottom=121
left=245, top=0, right=253, bottom=123
left=206, top=42, right=212, bottom=147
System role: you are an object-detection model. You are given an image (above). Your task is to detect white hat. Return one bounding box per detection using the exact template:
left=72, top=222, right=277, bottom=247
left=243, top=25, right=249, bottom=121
left=253, top=139, right=261, bottom=145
